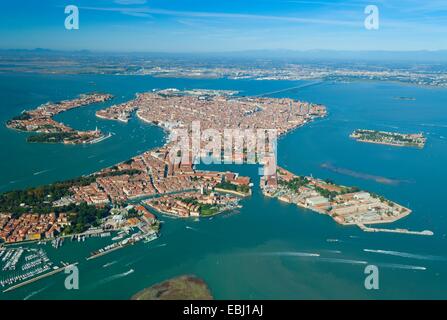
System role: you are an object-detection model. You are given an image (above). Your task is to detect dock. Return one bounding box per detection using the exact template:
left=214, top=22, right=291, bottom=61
left=86, top=243, right=127, bottom=260
left=357, top=224, right=434, bottom=236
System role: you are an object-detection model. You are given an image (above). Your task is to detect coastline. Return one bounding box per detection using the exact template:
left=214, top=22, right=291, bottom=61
left=260, top=166, right=432, bottom=236
left=268, top=188, right=431, bottom=235
left=353, top=138, right=425, bottom=148
left=6, top=93, right=114, bottom=145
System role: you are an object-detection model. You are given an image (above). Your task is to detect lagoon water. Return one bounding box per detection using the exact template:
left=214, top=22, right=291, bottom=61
left=0, top=73, right=447, bottom=299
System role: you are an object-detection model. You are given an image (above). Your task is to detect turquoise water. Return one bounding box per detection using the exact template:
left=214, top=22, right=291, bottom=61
left=0, top=74, right=446, bottom=299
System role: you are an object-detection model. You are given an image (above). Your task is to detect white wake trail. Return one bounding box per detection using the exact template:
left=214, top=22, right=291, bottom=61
left=364, top=249, right=445, bottom=261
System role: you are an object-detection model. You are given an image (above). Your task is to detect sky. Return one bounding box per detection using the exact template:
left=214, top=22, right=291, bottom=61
left=0, top=0, right=446, bottom=52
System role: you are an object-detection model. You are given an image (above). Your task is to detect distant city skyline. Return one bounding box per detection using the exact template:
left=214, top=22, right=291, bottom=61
left=1, top=0, right=447, bottom=52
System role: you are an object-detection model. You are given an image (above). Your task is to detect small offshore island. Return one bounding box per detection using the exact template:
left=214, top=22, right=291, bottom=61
left=350, top=129, right=427, bottom=148
left=261, top=167, right=432, bottom=236
left=131, top=275, right=213, bottom=300
left=6, top=93, right=113, bottom=144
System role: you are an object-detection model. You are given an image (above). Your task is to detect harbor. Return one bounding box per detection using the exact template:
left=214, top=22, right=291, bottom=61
left=2, top=262, right=78, bottom=293
left=87, top=231, right=158, bottom=260
left=1, top=246, right=61, bottom=291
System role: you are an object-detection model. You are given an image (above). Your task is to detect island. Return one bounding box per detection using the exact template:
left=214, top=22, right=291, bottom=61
left=96, top=88, right=327, bottom=137
left=7, top=87, right=432, bottom=294
left=0, top=86, right=434, bottom=295
left=0, top=145, right=252, bottom=244
left=4, top=87, right=327, bottom=241
left=131, top=275, right=213, bottom=300
left=350, top=129, right=427, bottom=148
left=6, top=93, right=113, bottom=144
left=261, top=167, right=432, bottom=235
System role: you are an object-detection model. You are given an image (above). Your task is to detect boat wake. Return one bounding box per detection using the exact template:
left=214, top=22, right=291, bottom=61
left=260, top=252, right=370, bottom=266
left=318, top=257, right=368, bottom=265
left=98, top=269, right=135, bottom=285
left=326, top=239, right=341, bottom=243
left=185, top=226, right=199, bottom=232
left=261, top=251, right=320, bottom=258
left=323, top=250, right=342, bottom=254
left=363, top=249, right=445, bottom=261
left=23, top=285, right=50, bottom=300
left=377, top=263, right=427, bottom=271
left=102, top=260, right=118, bottom=268
left=33, top=169, right=52, bottom=176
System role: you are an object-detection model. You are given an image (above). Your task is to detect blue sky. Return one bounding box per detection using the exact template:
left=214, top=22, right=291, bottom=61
left=0, top=0, right=446, bottom=52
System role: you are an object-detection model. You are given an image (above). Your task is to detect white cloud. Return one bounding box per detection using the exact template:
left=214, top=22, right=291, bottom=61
left=81, top=6, right=361, bottom=27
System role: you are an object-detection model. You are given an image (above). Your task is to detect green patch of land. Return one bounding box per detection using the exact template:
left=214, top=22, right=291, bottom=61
left=278, top=176, right=359, bottom=200
left=215, top=181, right=250, bottom=195
left=131, top=275, right=213, bottom=300
left=27, top=132, right=79, bottom=143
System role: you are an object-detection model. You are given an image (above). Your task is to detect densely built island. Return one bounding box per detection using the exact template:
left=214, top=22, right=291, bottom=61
left=6, top=93, right=113, bottom=144
left=2, top=88, right=430, bottom=246
left=0, top=87, right=433, bottom=293
left=1, top=88, right=325, bottom=244
left=350, top=129, right=427, bottom=148
left=96, top=88, right=327, bottom=136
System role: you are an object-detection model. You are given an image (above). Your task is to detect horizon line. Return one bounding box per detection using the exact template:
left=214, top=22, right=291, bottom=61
left=2, top=48, right=447, bottom=54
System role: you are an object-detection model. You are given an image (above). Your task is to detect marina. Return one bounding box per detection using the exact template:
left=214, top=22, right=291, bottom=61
left=0, top=247, right=56, bottom=291
left=2, top=263, right=78, bottom=293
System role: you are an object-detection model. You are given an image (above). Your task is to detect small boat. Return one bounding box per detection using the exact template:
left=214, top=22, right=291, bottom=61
left=112, top=234, right=124, bottom=241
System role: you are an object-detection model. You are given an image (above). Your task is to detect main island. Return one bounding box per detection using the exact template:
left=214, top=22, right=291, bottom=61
left=0, top=88, right=430, bottom=294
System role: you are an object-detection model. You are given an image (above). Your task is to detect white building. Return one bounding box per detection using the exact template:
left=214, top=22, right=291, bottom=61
left=306, top=196, right=330, bottom=207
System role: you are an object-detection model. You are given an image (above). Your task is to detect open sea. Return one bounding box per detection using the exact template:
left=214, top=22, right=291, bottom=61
left=0, top=73, right=446, bottom=299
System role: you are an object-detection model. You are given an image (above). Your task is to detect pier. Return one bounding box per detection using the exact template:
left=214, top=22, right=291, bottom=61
left=357, top=224, right=434, bottom=236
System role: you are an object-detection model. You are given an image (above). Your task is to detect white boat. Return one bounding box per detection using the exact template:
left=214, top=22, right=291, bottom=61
left=112, top=234, right=124, bottom=241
